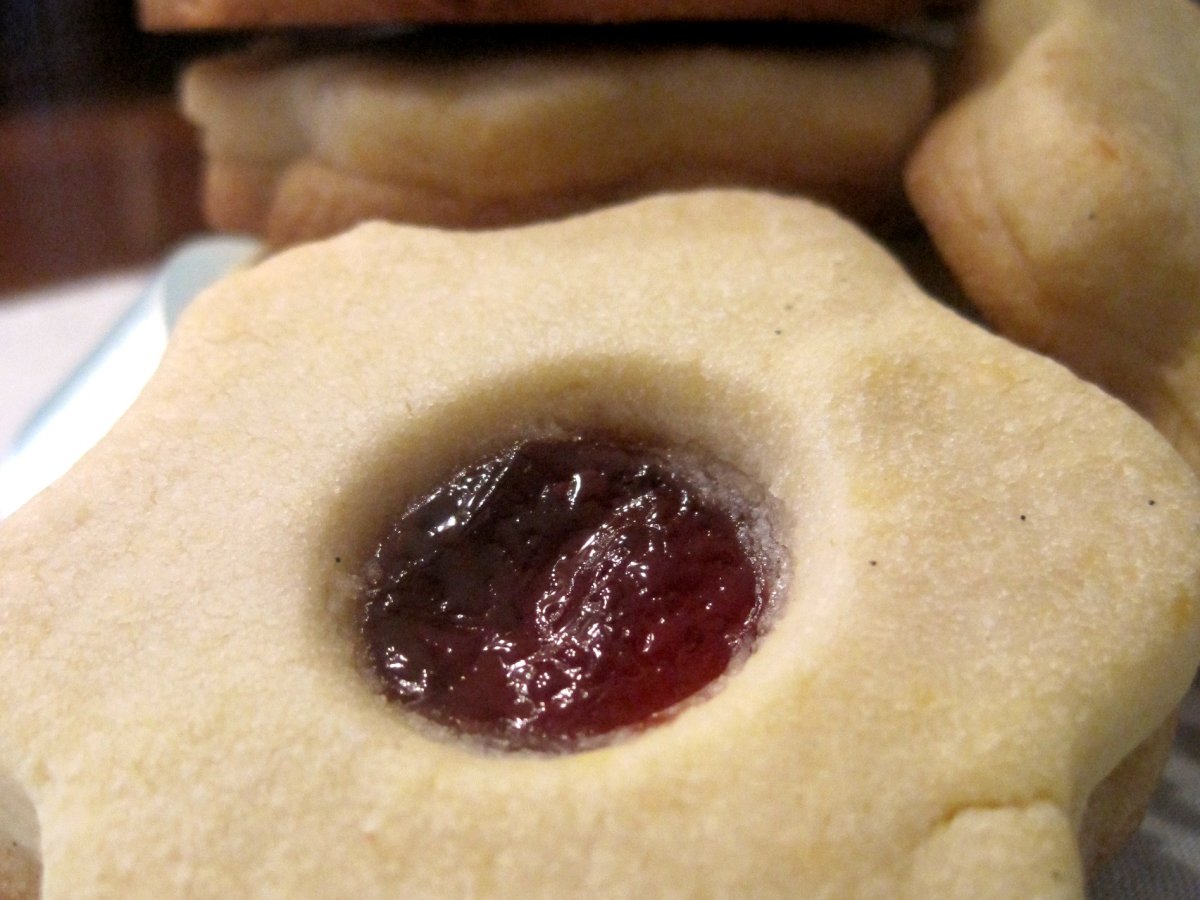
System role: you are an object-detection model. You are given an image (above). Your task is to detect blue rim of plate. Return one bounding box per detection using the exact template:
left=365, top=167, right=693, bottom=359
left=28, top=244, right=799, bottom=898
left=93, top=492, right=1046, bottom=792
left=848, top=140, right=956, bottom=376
left=0, top=235, right=261, bottom=518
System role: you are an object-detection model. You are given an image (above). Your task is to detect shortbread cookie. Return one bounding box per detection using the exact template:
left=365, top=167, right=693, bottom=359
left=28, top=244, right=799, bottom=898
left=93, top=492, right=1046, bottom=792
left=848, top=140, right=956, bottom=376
left=182, top=31, right=935, bottom=245
left=905, top=0, right=1200, bottom=470
left=2, top=191, right=1199, bottom=898
left=141, top=0, right=960, bottom=30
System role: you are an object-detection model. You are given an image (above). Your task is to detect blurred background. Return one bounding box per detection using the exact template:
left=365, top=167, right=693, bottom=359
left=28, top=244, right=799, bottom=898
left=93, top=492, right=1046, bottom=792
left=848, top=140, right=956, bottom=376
left=0, top=2, right=244, bottom=469
left=0, top=0, right=235, bottom=291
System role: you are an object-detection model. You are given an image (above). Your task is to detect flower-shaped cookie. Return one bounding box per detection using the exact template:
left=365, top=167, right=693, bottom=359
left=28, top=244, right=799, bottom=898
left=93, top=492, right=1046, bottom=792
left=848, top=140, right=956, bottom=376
left=1, top=191, right=1198, bottom=897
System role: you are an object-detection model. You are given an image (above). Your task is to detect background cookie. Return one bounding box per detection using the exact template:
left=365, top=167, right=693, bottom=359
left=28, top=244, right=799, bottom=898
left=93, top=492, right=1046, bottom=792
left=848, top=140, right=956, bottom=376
left=1, top=190, right=1197, bottom=897
left=182, top=31, right=935, bottom=245
left=141, top=0, right=966, bottom=30
left=905, top=0, right=1200, bottom=469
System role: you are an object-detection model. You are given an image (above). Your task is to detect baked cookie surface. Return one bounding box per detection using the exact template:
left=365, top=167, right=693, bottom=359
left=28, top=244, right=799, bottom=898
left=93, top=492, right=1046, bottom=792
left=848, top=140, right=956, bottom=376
left=906, top=0, right=1200, bottom=470
left=1, top=191, right=1199, bottom=897
left=182, top=31, right=934, bottom=245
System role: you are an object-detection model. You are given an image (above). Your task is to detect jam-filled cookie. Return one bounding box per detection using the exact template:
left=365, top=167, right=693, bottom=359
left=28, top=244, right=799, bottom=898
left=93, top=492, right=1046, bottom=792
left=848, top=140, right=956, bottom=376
left=1, top=191, right=1198, bottom=897
left=906, top=0, right=1200, bottom=470
left=181, top=29, right=934, bottom=246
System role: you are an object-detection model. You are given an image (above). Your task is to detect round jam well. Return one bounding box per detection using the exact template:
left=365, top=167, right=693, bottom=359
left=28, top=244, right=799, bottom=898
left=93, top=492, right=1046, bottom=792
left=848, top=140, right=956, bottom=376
left=357, top=436, right=775, bottom=752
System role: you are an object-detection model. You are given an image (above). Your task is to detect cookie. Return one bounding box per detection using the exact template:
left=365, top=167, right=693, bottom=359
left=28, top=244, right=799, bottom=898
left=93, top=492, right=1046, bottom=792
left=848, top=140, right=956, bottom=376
left=905, top=0, right=1200, bottom=470
left=1, top=190, right=1197, bottom=897
left=181, top=31, right=935, bottom=245
left=140, top=0, right=961, bottom=30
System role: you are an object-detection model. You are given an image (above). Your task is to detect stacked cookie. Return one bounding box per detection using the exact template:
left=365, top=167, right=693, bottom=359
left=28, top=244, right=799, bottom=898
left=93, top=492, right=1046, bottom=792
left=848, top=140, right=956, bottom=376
left=159, top=3, right=968, bottom=244
left=181, top=28, right=939, bottom=245
left=0, top=1, right=1198, bottom=898
left=141, top=0, right=957, bottom=28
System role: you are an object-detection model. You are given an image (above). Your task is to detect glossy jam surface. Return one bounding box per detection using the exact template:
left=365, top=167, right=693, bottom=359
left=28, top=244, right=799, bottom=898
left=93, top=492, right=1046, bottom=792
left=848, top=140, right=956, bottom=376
left=359, top=437, right=770, bottom=751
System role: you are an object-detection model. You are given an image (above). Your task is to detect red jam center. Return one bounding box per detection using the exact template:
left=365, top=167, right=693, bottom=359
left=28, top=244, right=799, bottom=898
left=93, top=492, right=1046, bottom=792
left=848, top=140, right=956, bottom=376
left=358, top=436, right=770, bottom=751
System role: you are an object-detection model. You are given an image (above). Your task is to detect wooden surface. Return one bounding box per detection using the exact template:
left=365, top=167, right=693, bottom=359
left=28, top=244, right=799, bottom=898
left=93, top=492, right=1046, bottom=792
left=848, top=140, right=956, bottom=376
left=0, top=95, right=206, bottom=295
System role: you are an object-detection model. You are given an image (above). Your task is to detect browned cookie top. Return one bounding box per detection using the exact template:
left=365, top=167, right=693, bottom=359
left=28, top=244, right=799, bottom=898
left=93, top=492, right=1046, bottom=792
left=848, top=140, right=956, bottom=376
left=139, top=0, right=965, bottom=30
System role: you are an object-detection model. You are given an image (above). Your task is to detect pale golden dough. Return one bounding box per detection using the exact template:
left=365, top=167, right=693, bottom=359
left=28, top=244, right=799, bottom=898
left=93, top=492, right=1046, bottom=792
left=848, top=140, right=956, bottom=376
left=1, top=191, right=1198, bottom=896
left=905, top=0, right=1200, bottom=470
left=140, top=0, right=960, bottom=30
left=182, top=36, right=935, bottom=244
